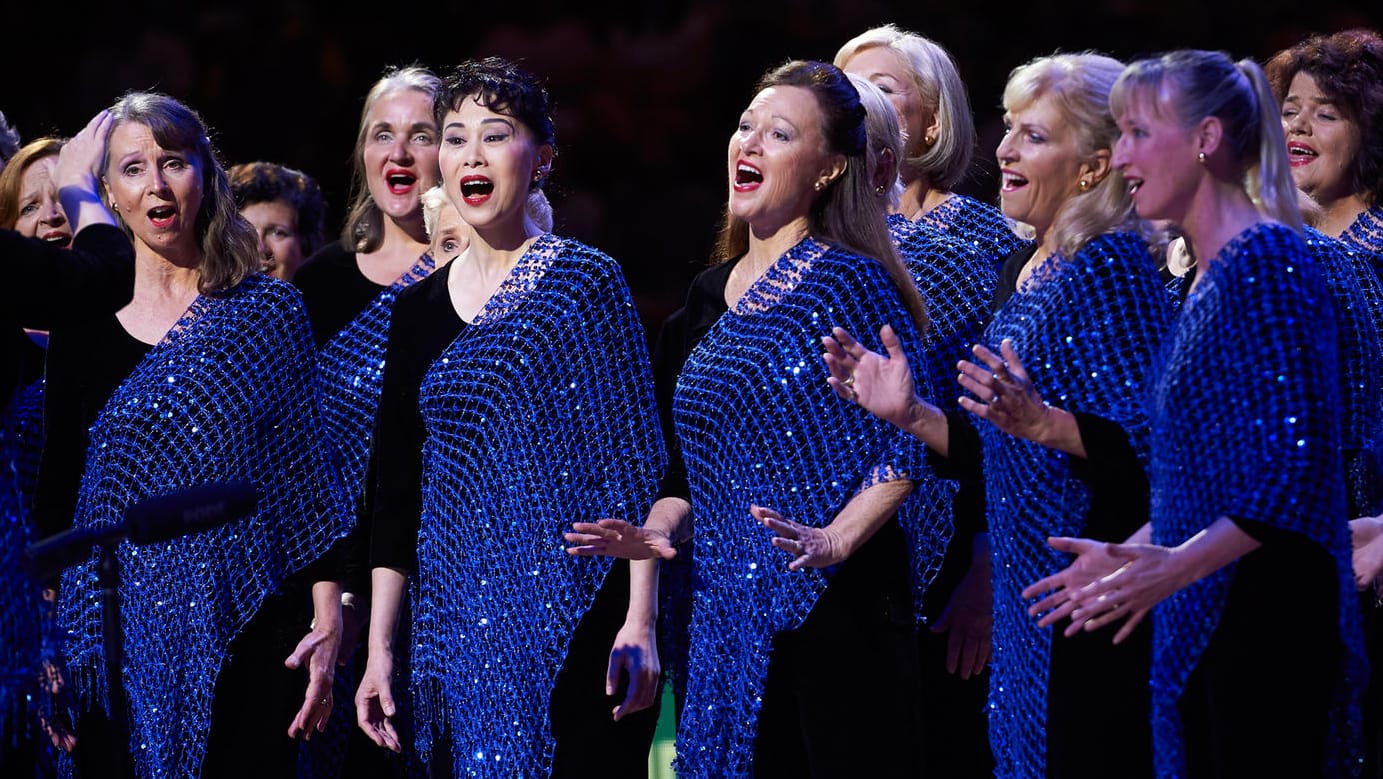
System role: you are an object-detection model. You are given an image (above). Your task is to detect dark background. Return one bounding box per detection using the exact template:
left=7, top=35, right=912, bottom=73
left=4, top=1, right=1380, bottom=331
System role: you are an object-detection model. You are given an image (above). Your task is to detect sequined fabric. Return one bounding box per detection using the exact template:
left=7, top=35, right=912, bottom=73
left=57, top=275, right=352, bottom=779
left=980, top=232, right=1174, bottom=778
left=0, top=385, right=42, bottom=733
left=671, top=237, right=942, bottom=777
left=917, top=193, right=1031, bottom=270
left=1342, top=204, right=1383, bottom=274
left=1148, top=223, right=1364, bottom=777
left=301, top=254, right=435, bottom=779
left=407, top=234, right=663, bottom=777
left=1304, top=227, right=1383, bottom=517
left=889, top=213, right=994, bottom=617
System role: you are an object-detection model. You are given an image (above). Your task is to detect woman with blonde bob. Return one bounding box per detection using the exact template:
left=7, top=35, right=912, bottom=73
left=825, top=52, right=1173, bottom=778
left=1027, top=49, right=1365, bottom=778
left=835, top=24, right=1029, bottom=267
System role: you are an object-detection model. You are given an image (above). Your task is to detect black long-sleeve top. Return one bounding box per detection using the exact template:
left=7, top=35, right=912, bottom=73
left=367, top=262, right=465, bottom=571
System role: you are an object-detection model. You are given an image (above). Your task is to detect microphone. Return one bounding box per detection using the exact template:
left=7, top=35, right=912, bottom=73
left=22, top=481, right=259, bottom=582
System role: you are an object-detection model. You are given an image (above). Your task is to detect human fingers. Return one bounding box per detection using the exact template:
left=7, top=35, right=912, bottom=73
left=831, top=326, right=870, bottom=359
left=284, top=631, right=321, bottom=670
left=998, top=340, right=1031, bottom=382
left=1112, top=608, right=1150, bottom=645
left=968, top=344, right=1005, bottom=375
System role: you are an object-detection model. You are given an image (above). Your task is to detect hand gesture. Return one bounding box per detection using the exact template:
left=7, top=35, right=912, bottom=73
left=355, top=653, right=402, bottom=753
left=565, top=518, right=677, bottom=561
left=606, top=620, right=661, bottom=721
left=285, top=620, right=341, bottom=739
left=930, top=553, right=992, bottom=679
left=822, top=325, right=917, bottom=428
left=55, top=111, right=109, bottom=197
left=753, top=504, right=846, bottom=571
left=956, top=340, right=1052, bottom=443
left=1021, top=537, right=1133, bottom=631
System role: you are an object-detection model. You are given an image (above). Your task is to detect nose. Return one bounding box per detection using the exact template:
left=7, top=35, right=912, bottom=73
left=995, top=130, right=1017, bottom=164
left=1284, top=110, right=1308, bottom=135
left=388, top=136, right=415, bottom=164
left=1111, top=135, right=1130, bottom=170
left=41, top=199, right=66, bottom=226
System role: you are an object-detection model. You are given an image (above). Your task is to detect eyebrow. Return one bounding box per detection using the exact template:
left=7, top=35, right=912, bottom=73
left=444, top=117, right=516, bottom=132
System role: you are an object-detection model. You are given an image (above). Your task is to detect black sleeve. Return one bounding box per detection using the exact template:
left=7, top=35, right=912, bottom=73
left=653, top=306, right=691, bottom=502
left=1068, top=411, right=1143, bottom=488
left=930, top=410, right=984, bottom=481
left=368, top=283, right=454, bottom=573
left=1, top=225, right=134, bottom=332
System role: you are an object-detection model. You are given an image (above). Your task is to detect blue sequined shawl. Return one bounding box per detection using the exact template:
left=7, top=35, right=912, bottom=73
left=302, top=254, right=435, bottom=779
left=1304, top=227, right=1383, bottom=516
left=1, top=386, right=42, bottom=734
left=317, top=254, right=436, bottom=501
left=979, top=232, right=1174, bottom=778
left=1148, top=223, right=1364, bottom=778
left=407, top=234, right=663, bottom=777
left=58, top=274, right=353, bottom=779
left=1342, top=204, right=1383, bottom=267
left=917, top=193, right=1031, bottom=270
left=671, top=237, right=940, bottom=777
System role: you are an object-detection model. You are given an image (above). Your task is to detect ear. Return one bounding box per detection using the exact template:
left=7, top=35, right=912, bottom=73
left=817, top=153, right=849, bottom=190
left=1195, top=116, right=1222, bottom=159
left=923, top=110, right=941, bottom=148
left=874, top=147, right=898, bottom=192
left=533, top=144, right=555, bottom=179
left=1078, top=148, right=1113, bottom=188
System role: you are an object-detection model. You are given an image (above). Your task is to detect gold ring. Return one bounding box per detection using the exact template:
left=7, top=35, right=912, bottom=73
left=843, top=375, right=856, bottom=388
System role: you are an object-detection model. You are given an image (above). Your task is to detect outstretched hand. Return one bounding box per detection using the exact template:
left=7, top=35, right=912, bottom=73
left=822, top=325, right=917, bottom=428
left=753, top=504, right=846, bottom=571
left=285, top=622, right=340, bottom=739
left=565, top=518, right=677, bottom=561
left=1022, top=537, right=1134, bottom=633
left=956, top=340, right=1053, bottom=443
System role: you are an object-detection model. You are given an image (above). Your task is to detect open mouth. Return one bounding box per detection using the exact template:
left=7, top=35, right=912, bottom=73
left=1126, top=178, right=1143, bottom=196
left=733, top=162, right=763, bottom=191
left=148, top=205, right=177, bottom=228
left=386, top=170, right=417, bottom=195
left=459, top=176, right=494, bottom=205
left=42, top=231, right=72, bottom=247
left=1000, top=172, right=1028, bottom=191
left=1287, top=142, right=1318, bottom=167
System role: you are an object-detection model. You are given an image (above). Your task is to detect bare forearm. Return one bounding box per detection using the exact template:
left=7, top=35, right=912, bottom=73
left=366, top=567, right=408, bottom=655
left=311, top=580, right=344, bottom=634
left=900, top=398, right=949, bottom=456
left=644, top=496, right=692, bottom=546
left=1033, top=407, right=1087, bottom=458
left=827, top=479, right=915, bottom=559
left=1173, top=517, right=1261, bottom=587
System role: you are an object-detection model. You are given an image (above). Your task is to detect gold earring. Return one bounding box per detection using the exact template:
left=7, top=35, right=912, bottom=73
left=924, top=133, right=935, bottom=147
left=1197, top=151, right=1207, bottom=164
left=1078, top=178, right=1091, bottom=192
left=814, top=181, right=824, bottom=192
left=875, top=184, right=887, bottom=195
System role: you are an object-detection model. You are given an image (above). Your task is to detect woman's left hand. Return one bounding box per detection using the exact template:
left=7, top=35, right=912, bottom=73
left=1061, top=541, right=1191, bottom=644
left=606, top=620, right=661, bottom=722
left=957, top=340, right=1053, bottom=443
left=1350, top=516, right=1383, bottom=591
left=284, top=620, right=341, bottom=739
left=752, top=504, right=846, bottom=571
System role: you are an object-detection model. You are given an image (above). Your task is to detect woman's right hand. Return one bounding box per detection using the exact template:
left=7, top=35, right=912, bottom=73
left=565, top=519, right=677, bottom=561
left=355, top=652, right=401, bottom=752
left=55, top=110, right=117, bottom=228
left=822, top=324, right=918, bottom=429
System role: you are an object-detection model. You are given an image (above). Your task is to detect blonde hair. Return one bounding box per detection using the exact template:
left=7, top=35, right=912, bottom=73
left=342, top=64, right=440, bottom=252
left=1110, top=50, right=1302, bottom=230
left=834, top=25, right=975, bottom=190
left=847, top=74, right=904, bottom=212
left=1004, top=53, right=1142, bottom=258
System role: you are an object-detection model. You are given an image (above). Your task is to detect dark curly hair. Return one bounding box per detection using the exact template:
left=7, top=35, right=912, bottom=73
left=434, top=57, right=556, bottom=191
left=228, top=161, right=328, bottom=257
left=1266, top=28, right=1383, bottom=205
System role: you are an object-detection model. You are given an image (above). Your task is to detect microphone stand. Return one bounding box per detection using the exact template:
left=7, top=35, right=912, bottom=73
left=97, top=540, right=133, bottom=777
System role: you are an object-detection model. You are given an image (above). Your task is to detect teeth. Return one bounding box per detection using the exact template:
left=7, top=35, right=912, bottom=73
left=1128, top=180, right=1142, bottom=195
left=461, top=179, right=494, bottom=197
left=387, top=173, right=415, bottom=184
left=736, top=164, right=762, bottom=183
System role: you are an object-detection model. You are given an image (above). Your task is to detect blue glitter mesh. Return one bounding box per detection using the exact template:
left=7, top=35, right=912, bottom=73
left=1, top=384, right=43, bottom=735
left=979, top=232, right=1175, bottom=778
left=9, top=378, right=44, bottom=512
left=670, top=237, right=944, bottom=777
left=889, top=213, right=993, bottom=618
left=56, top=275, right=353, bottom=779
left=1148, top=223, right=1365, bottom=778
left=1304, top=227, right=1383, bottom=517
left=299, top=253, right=436, bottom=779
left=917, top=193, right=1031, bottom=269
left=1342, top=204, right=1383, bottom=273
left=406, top=234, right=664, bottom=777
